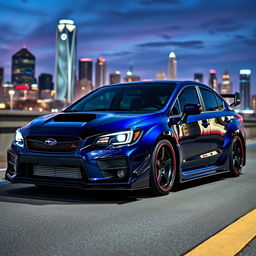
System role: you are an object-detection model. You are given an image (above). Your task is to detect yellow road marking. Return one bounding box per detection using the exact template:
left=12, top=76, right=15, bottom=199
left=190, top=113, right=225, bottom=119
left=184, top=209, right=256, bottom=256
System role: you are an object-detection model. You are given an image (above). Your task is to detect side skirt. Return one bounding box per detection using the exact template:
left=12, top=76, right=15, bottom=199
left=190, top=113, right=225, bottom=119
left=180, top=165, right=229, bottom=183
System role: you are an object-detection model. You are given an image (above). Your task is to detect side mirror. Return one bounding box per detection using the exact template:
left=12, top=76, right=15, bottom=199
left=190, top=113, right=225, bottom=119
left=181, top=104, right=202, bottom=123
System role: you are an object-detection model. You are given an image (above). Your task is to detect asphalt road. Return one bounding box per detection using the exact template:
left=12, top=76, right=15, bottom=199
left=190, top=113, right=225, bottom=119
left=0, top=145, right=256, bottom=256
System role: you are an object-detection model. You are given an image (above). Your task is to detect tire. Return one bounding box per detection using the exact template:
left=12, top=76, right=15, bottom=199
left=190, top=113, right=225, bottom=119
left=149, top=139, right=177, bottom=196
left=229, top=136, right=244, bottom=177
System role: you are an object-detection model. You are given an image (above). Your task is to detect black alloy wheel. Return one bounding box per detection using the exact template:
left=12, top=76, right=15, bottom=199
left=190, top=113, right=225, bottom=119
left=230, top=136, right=244, bottom=176
left=150, top=139, right=177, bottom=195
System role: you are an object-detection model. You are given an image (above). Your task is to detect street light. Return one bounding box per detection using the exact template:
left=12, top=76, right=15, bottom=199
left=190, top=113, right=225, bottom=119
left=9, top=90, right=15, bottom=111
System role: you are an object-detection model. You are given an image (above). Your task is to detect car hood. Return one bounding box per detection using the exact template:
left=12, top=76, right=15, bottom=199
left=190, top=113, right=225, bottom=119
left=23, top=111, right=159, bottom=137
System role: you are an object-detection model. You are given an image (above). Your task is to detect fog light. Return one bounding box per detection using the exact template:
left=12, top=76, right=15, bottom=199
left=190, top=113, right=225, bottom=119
left=117, top=169, right=126, bottom=179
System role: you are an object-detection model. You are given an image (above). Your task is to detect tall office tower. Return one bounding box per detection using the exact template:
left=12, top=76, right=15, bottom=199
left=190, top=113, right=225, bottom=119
left=220, top=71, right=232, bottom=94
left=12, top=47, right=36, bottom=86
left=109, top=71, right=121, bottom=84
left=79, top=58, right=93, bottom=81
left=0, top=67, right=3, bottom=103
left=55, top=19, right=77, bottom=103
left=168, top=51, right=177, bottom=80
left=95, top=57, right=106, bottom=88
left=208, top=69, right=218, bottom=92
left=156, top=71, right=166, bottom=80
left=194, top=73, right=203, bottom=83
left=39, top=73, right=54, bottom=90
left=79, top=58, right=93, bottom=90
left=240, top=69, right=251, bottom=110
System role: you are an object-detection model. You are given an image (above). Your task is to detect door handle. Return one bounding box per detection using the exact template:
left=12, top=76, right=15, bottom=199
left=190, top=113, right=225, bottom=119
left=201, top=120, right=210, bottom=128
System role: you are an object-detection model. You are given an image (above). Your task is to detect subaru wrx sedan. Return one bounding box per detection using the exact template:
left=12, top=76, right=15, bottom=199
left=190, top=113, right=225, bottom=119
left=5, top=81, right=246, bottom=195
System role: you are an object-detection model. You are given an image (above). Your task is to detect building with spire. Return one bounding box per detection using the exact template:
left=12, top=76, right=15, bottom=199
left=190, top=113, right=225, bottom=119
left=168, top=51, right=177, bottom=80
left=55, top=19, right=77, bottom=103
left=124, top=66, right=140, bottom=82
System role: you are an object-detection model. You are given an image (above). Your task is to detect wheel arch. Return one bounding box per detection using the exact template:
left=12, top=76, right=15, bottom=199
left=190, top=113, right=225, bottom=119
left=154, top=132, right=181, bottom=182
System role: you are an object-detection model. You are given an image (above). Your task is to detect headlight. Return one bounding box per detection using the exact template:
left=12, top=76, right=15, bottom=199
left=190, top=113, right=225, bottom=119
left=15, top=129, right=24, bottom=146
left=94, top=130, right=142, bottom=146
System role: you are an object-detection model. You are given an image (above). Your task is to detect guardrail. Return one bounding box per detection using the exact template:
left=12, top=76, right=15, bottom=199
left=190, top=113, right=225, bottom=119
left=0, top=110, right=256, bottom=162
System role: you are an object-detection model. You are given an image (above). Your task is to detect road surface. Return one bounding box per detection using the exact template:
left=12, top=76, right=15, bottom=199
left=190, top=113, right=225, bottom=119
left=0, top=145, right=255, bottom=256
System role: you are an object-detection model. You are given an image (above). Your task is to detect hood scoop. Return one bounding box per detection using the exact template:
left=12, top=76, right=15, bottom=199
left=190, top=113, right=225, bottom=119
left=53, top=113, right=97, bottom=123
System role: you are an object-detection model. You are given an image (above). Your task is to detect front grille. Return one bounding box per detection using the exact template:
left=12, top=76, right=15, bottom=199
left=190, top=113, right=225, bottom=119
left=25, top=136, right=81, bottom=153
left=33, top=165, right=82, bottom=179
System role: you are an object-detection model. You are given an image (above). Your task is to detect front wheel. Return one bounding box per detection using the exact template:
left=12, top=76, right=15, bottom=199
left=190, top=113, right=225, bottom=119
left=149, top=140, right=177, bottom=196
left=229, top=136, right=244, bottom=176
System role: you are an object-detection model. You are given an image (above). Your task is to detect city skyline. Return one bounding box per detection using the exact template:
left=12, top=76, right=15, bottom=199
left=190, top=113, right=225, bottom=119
left=0, top=0, right=255, bottom=93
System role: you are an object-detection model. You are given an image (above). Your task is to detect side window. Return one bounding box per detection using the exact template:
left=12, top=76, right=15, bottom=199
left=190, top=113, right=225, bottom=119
left=216, top=95, right=225, bottom=110
left=199, top=88, right=218, bottom=111
left=178, top=86, right=200, bottom=112
left=170, top=100, right=180, bottom=116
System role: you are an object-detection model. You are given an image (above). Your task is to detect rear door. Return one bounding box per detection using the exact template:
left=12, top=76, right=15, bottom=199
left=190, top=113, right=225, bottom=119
left=198, top=87, right=228, bottom=166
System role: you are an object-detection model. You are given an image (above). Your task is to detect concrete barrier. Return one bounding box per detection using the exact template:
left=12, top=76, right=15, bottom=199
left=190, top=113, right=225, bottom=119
left=1, top=110, right=256, bottom=162
left=0, top=110, right=48, bottom=162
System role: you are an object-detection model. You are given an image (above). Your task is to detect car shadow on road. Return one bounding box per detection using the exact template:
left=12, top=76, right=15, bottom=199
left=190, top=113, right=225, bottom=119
left=0, top=173, right=240, bottom=206
left=0, top=183, right=149, bottom=206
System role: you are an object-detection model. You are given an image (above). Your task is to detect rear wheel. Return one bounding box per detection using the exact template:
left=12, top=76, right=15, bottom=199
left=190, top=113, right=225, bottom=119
left=229, top=136, right=244, bottom=176
left=149, top=140, right=176, bottom=196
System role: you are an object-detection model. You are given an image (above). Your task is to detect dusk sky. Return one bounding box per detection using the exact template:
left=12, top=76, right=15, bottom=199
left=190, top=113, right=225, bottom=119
left=0, top=0, right=255, bottom=92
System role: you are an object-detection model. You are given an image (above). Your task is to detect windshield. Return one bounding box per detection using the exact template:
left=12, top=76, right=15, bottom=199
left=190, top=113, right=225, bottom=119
left=66, top=84, right=176, bottom=112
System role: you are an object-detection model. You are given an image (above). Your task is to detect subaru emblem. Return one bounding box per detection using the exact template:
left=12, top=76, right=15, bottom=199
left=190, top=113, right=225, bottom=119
left=44, top=138, right=57, bottom=146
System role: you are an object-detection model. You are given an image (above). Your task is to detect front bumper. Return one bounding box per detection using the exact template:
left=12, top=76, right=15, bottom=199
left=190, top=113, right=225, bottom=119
left=5, top=142, right=151, bottom=191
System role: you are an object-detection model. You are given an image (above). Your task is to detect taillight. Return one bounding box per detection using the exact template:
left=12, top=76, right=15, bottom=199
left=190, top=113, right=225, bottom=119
left=237, top=114, right=244, bottom=124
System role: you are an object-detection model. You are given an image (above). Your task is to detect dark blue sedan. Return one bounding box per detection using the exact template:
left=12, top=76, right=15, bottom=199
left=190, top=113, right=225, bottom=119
left=5, top=81, right=246, bottom=195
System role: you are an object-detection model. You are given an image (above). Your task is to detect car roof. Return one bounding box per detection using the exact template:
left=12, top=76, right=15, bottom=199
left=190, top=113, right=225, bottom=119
left=102, top=80, right=211, bottom=89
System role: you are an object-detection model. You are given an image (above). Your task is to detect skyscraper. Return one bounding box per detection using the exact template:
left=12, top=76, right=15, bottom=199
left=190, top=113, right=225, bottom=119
left=168, top=51, right=177, bottom=80
left=55, top=19, right=77, bottom=103
left=79, top=58, right=93, bottom=81
left=109, top=71, right=121, bottom=84
left=240, top=69, right=251, bottom=110
left=208, top=69, right=218, bottom=92
left=12, top=47, right=35, bottom=86
left=194, top=73, right=203, bottom=83
left=220, top=71, right=232, bottom=94
left=95, top=57, right=106, bottom=88
left=39, top=73, right=54, bottom=91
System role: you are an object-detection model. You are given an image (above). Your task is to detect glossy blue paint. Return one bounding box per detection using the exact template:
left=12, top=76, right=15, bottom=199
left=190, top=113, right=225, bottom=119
left=5, top=81, right=246, bottom=190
